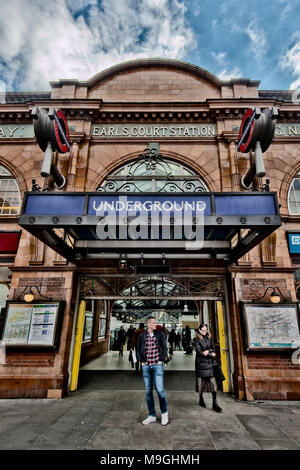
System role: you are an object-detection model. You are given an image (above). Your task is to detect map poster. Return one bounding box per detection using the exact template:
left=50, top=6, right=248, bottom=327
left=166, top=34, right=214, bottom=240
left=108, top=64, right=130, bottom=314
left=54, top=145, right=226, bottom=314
left=27, top=303, right=59, bottom=346
left=2, top=304, right=33, bottom=344
left=242, top=303, right=300, bottom=350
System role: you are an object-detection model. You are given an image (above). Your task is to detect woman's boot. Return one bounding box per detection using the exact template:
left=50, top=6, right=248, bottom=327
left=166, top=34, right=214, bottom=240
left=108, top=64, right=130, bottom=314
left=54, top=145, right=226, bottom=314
left=199, top=393, right=206, bottom=408
left=212, top=392, right=222, bottom=412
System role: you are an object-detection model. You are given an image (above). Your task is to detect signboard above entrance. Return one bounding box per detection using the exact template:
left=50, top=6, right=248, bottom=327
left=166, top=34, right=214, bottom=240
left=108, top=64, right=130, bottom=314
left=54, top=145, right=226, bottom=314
left=19, top=191, right=281, bottom=264
left=91, top=124, right=217, bottom=138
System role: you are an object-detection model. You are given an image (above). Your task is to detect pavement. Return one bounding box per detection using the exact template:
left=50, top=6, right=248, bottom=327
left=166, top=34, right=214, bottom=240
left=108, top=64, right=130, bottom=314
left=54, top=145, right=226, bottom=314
left=0, top=371, right=300, bottom=451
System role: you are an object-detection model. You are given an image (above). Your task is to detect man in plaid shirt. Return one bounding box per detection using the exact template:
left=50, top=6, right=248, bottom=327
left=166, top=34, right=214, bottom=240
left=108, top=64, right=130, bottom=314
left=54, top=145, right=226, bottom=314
left=137, top=316, right=169, bottom=426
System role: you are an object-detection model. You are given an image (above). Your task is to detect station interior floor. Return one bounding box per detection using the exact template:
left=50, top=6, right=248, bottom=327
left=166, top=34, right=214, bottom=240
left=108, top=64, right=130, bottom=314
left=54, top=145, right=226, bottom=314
left=79, top=350, right=199, bottom=392
left=80, top=350, right=195, bottom=371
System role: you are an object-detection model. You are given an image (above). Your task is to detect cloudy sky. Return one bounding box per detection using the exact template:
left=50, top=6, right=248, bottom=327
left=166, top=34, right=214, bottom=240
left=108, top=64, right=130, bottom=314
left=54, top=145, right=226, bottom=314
left=0, top=0, right=299, bottom=92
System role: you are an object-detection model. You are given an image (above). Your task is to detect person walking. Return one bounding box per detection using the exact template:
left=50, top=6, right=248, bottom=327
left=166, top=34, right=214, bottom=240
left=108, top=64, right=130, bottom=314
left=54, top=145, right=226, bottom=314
left=183, top=325, right=192, bottom=354
left=137, top=316, right=169, bottom=426
left=194, top=324, right=222, bottom=412
left=175, top=331, right=181, bottom=351
left=130, top=322, right=145, bottom=374
left=126, top=324, right=135, bottom=351
left=117, top=325, right=127, bottom=357
left=168, top=328, right=177, bottom=355
left=162, top=323, right=169, bottom=340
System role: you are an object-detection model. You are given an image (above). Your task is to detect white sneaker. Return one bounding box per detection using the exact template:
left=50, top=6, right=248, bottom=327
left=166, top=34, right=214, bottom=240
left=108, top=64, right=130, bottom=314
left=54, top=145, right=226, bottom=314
left=142, top=416, right=156, bottom=425
left=161, top=412, right=169, bottom=426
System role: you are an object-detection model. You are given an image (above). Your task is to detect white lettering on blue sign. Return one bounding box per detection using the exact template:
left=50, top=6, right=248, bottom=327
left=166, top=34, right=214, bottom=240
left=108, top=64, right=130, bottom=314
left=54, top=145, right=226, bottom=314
left=291, top=236, right=300, bottom=245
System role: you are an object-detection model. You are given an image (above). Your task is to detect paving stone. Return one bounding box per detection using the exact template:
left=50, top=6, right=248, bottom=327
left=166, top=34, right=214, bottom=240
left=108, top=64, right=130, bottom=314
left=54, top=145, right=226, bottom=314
left=116, top=390, right=144, bottom=401
left=173, top=440, right=215, bottom=450
left=236, top=414, right=290, bottom=440
left=86, top=427, right=133, bottom=450
left=111, top=398, right=143, bottom=412
left=170, top=418, right=211, bottom=442
left=211, top=431, right=260, bottom=450
left=101, top=411, right=140, bottom=429
left=256, top=405, right=294, bottom=414
left=255, top=439, right=300, bottom=450
left=287, top=433, right=300, bottom=445
left=268, top=413, right=300, bottom=434
left=0, top=415, right=32, bottom=435
left=168, top=391, right=198, bottom=403
left=0, top=424, right=49, bottom=450
left=129, top=424, right=172, bottom=450
left=70, top=390, right=118, bottom=401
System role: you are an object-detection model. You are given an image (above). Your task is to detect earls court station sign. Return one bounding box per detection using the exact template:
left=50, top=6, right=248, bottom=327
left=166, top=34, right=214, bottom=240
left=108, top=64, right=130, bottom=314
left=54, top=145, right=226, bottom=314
left=91, top=124, right=217, bottom=138
left=1, top=123, right=300, bottom=139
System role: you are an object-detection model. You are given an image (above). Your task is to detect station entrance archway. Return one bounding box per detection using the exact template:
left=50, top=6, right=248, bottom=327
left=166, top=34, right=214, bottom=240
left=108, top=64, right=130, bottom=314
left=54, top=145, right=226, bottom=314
left=69, top=275, right=232, bottom=394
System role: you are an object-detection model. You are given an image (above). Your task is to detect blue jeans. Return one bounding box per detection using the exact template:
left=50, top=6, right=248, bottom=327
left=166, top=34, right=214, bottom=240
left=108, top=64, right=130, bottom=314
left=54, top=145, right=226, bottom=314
left=142, top=363, right=168, bottom=417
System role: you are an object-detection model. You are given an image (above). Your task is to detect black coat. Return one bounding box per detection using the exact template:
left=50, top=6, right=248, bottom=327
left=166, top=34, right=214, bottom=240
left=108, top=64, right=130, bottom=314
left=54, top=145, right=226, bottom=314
left=117, top=329, right=126, bottom=345
left=137, top=330, right=168, bottom=363
left=194, top=333, right=216, bottom=378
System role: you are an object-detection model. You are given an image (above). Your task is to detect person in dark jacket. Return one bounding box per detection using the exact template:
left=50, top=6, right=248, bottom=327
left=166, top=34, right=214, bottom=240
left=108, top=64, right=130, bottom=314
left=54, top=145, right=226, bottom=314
left=117, top=325, right=127, bottom=357
left=126, top=324, right=135, bottom=351
left=130, top=323, right=145, bottom=374
left=168, top=328, right=177, bottom=355
left=183, top=325, right=192, bottom=354
left=137, top=316, right=169, bottom=426
left=194, top=324, right=222, bottom=412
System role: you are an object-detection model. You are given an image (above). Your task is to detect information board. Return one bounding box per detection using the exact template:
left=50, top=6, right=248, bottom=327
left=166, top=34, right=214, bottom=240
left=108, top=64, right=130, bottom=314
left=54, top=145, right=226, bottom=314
left=1, top=301, right=63, bottom=348
left=241, top=303, right=300, bottom=351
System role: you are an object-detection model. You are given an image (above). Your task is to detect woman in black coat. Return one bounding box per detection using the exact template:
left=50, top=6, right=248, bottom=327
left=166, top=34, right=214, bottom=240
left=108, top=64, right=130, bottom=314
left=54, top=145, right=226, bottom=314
left=194, top=324, right=222, bottom=412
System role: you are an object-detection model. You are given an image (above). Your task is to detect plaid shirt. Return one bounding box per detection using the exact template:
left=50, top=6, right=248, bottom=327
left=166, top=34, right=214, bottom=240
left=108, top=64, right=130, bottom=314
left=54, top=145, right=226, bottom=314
left=145, top=332, right=160, bottom=366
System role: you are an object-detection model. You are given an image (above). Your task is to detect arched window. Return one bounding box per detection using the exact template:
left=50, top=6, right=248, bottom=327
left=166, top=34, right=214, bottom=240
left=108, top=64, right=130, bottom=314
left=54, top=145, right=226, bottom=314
left=288, top=172, right=300, bottom=215
left=0, top=165, right=21, bottom=215
left=97, top=151, right=208, bottom=193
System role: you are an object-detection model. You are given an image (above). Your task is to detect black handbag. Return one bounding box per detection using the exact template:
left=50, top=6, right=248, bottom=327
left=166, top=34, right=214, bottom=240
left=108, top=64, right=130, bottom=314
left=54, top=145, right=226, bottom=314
left=213, top=362, right=225, bottom=382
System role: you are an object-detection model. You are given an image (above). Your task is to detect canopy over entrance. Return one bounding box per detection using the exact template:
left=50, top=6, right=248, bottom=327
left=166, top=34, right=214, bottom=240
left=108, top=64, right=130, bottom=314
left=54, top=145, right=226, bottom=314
left=19, top=190, right=281, bottom=267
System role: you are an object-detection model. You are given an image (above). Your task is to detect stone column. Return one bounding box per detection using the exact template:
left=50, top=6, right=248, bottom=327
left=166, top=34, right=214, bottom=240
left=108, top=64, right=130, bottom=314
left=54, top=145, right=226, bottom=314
left=66, top=134, right=85, bottom=191
left=229, top=141, right=240, bottom=191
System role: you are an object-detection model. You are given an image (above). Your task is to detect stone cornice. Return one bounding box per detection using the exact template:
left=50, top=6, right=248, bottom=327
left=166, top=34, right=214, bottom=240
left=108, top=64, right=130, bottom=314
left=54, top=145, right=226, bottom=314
left=0, top=99, right=299, bottom=123
left=228, top=266, right=296, bottom=273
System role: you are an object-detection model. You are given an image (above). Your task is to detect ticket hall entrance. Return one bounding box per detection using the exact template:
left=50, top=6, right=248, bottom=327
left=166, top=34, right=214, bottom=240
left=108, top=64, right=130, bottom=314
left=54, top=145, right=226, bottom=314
left=71, top=275, right=232, bottom=393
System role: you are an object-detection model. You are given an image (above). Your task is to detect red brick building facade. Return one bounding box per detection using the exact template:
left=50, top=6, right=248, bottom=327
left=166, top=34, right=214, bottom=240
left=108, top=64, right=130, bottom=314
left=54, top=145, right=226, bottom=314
left=0, top=59, right=299, bottom=400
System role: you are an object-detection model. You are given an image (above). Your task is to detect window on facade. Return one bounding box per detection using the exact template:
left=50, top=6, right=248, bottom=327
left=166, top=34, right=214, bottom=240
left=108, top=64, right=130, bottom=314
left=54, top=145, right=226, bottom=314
left=0, top=165, right=21, bottom=215
left=0, top=284, right=9, bottom=333
left=288, top=173, right=300, bottom=215
left=98, top=157, right=209, bottom=193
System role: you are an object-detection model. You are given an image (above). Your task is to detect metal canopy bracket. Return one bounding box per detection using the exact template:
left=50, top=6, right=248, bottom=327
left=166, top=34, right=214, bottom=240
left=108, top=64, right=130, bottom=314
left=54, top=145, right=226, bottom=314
left=18, top=191, right=281, bottom=265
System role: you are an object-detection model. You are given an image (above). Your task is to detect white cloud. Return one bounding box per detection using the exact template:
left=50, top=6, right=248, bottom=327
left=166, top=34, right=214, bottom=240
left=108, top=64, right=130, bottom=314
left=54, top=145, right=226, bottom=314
left=211, top=51, right=241, bottom=81
left=217, top=67, right=242, bottom=81
left=246, top=19, right=269, bottom=62
left=280, top=35, right=300, bottom=90
left=211, top=52, right=226, bottom=65
left=0, top=0, right=195, bottom=91
left=274, top=0, right=295, bottom=18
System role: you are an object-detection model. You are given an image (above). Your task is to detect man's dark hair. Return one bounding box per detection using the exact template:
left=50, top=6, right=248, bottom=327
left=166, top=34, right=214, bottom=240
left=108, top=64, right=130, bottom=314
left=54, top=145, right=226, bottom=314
left=147, top=316, right=156, bottom=322
left=139, top=322, right=145, bottom=328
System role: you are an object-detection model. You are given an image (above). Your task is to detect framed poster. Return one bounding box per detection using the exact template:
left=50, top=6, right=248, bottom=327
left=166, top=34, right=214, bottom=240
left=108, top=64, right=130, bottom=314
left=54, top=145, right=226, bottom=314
left=241, top=302, right=300, bottom=351
left=83, top=313, right=93, bottom=342
left=98, top=300, right=107, bottom=339
left=1, top=301, right=64, bottom=348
